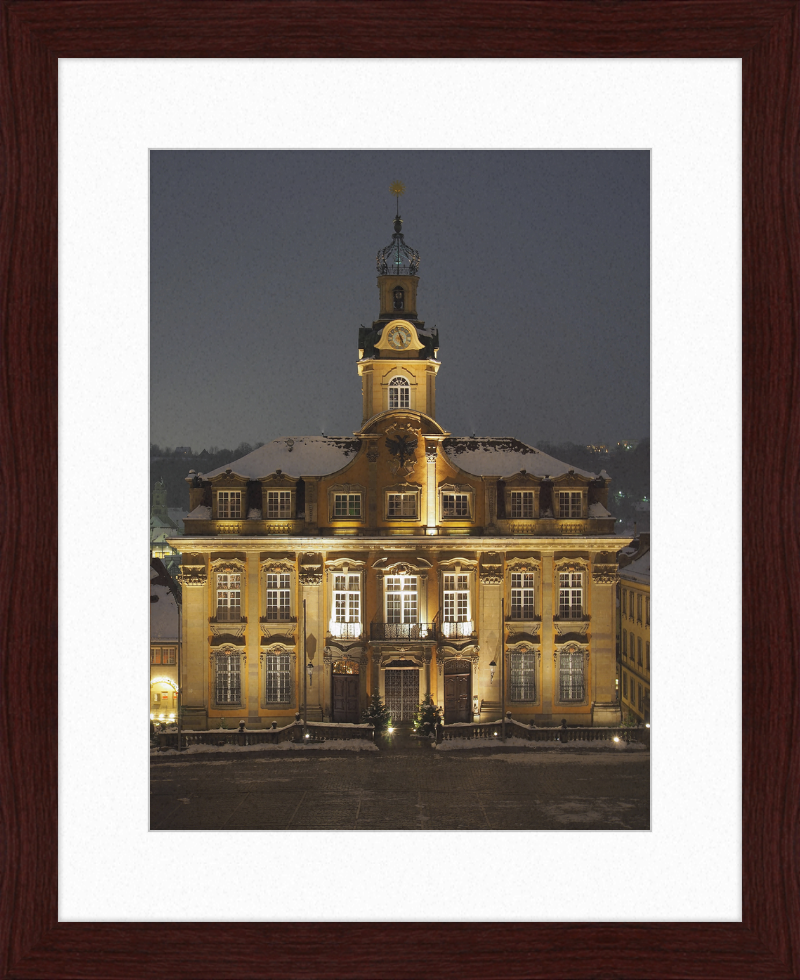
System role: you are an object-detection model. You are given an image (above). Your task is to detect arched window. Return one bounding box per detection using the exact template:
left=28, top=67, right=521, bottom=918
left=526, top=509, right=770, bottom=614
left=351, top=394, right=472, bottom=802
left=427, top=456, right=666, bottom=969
left=559, top=646, right=585, bottom=702
left=393, top=286, right=405, bottom=310
left=388, top=376, right=410, bottom=409
left=510, top=648, right=536, bottom=701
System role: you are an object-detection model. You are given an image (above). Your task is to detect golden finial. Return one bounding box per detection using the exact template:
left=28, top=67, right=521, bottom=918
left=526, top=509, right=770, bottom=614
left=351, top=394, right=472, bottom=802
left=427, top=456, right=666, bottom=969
left=389, top=180, right=405, bottom=196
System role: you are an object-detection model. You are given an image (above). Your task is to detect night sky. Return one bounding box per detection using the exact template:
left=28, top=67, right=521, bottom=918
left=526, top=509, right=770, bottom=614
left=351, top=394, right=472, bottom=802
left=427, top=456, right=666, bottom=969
left=150, top=150, right=649, bottom=452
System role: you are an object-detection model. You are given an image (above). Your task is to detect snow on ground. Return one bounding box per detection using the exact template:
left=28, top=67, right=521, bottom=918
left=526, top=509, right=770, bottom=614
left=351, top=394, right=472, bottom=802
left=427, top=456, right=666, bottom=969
left=434, top=736, right=647, bottom=752
left=152, top=739, right=378, bottom=756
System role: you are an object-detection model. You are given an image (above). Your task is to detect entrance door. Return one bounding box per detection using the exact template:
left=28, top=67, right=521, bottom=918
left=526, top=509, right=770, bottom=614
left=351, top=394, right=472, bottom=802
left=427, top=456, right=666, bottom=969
left=444, top=660, right=471, bottom=722
left=384, top=668, right=419, bottom=721
left=332, top=660, right=360, bottom=723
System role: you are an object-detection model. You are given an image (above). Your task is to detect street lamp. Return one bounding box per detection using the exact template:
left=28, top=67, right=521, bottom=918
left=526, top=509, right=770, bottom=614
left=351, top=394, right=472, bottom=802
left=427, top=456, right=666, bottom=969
left=306, top=661, right=314, bottom=687
left=489, top=660, right=496, bottom=685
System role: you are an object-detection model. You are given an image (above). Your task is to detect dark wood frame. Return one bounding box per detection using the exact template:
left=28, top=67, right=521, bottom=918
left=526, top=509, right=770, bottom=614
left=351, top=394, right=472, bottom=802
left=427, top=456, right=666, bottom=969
left=1, top=1, right=795, bottom=977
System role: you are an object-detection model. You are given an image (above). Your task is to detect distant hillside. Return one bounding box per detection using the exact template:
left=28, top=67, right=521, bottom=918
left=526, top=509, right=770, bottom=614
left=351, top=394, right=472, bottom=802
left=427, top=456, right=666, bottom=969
left=150, top=443, right=263, bottom=510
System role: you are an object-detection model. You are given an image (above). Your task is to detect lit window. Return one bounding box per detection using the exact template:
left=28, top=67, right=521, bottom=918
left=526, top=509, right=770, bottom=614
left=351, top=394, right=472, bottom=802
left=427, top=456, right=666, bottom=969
left=333, top=574, right=361, bottom=628
left=216, top=572, right=241, bottom=622
left=215, top=653, right=241, bottom=704
left=558, top=572, right=583, bottom=619
left=559, top=648, right=585, bottom=701
left=385, top=575, right=417, bottom=624
left=151, top=648, right=161, bottom=665
left=442, top=574, right=470, bottom=637
left=162, top=647, right=176, bottom=665
left=509, top=491, right=534, bottom=519
left=388, top=376, right=410, bottom=409
left=510, top=649, right=536, bottom=701
left=558, top=491, right=582, bottom=519
left=152, top=690, right=160, bottom=704
left=266, top=573, right=291, bottom=621
left=442, top=493, right=469, bottom=518
left=217, top=491, right=241, bottom=519
left=267, top=490, right=292, bottom=519
left=334, top=493, right=361, bottom=517
left=387, top=493, right=416, bottom=518
left=265, top=653, right=291, bottom=703
left=510, top=572, right=535, bottom=620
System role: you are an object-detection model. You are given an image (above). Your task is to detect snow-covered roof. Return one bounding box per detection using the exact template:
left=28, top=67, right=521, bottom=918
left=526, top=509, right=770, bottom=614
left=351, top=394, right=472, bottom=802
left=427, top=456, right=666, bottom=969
left=620, top=552, right=650, bottom=585
left=202, top=436, right=361, bottom=480
left=588, top=501, right=612, bottom=518
left=150, top=566, right=179, bottom=641
left=441, top=438, right=600, bottom=479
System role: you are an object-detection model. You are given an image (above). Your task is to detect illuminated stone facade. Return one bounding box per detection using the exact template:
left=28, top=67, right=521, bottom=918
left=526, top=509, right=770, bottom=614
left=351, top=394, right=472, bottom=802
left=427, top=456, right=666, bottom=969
left=170, top=212, right=629, bottom=730
left=618, top=534, right=650, bottom=723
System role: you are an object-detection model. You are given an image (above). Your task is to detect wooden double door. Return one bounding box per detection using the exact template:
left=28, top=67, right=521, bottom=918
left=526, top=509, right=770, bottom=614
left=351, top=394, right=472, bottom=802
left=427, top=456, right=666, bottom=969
left=332, top=673, right=360, bottom=723
left=444, top=661, right=471, bottom=723
left=384, top=668, right=419, bottom=721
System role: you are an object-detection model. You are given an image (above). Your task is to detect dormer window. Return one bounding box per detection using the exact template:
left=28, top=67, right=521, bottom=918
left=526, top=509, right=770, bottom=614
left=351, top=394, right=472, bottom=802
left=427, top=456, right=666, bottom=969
left=217, top=491, right=241, bottom=519
left=393, top=286, right=405, bottom=310
left=389, top=376, right=410, bottom=409
left=558, top=491, right=583, bottom=519
left=509, top=491, right=534, bottom=519
left=266, top=490, right=293, bottom=519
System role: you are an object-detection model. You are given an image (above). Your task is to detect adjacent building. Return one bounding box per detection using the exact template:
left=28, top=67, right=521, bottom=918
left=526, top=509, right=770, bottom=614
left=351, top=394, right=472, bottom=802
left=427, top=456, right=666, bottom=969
left=170, top=207, right=630, bottom=730
left=618, top=532, right=650, bottom=723
left=150, top=557, right=180, bottom=722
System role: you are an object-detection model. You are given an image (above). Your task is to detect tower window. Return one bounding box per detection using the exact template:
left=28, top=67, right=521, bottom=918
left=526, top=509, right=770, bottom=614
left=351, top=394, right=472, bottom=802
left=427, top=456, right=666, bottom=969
left=393, top=286, right=405, bottom=310
left=388, top=376, right=410, bottom=409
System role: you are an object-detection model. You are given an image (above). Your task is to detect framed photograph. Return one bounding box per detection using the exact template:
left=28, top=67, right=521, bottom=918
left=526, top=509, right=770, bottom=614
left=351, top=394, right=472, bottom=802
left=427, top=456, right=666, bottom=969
left=2, top=2, right=794, bottom=977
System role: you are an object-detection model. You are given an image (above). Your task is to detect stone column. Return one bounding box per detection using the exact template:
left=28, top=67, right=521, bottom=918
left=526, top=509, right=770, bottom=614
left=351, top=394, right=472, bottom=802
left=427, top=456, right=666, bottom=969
left=541, top=552, right=555, bottom=721
left=177, top=559, right=210, bottom=730
left=246, top=551, right=261, bottom=727
left=590, top=562, right=621, bottom=726
left=425, top=442, right=438, bottom=531
left=478, top=555, right=503, bottom=718
left=422, top=650, right=432, bottom=698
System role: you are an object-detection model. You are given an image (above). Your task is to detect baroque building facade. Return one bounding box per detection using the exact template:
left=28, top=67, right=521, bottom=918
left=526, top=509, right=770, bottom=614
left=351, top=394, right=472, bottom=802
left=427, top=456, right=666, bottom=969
left=618, top=533, right=650, bottom=723
left=171, top=209, right=627, bottom=730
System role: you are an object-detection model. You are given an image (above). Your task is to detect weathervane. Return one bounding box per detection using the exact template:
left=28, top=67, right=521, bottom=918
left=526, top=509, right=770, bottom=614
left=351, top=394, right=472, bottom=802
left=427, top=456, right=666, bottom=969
left=390, top=180, right=405, bottom=217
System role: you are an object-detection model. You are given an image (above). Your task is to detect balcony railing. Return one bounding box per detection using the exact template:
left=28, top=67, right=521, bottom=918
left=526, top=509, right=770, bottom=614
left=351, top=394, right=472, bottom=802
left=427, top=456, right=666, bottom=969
left=214, top=607, right=243, bottom=623
left=440, top=620, right=475, bottom=639
left=553, top=611, right=589, bottom=622
left=328, top=621, right=363, bottom=639
left=370, top=622, right=437, bottom=641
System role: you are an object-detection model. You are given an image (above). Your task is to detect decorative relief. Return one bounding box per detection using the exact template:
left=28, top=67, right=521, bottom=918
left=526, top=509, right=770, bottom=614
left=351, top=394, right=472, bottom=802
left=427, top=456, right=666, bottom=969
left=216, top=523, right=243, bottom=535
left=210, top=647, right=246, bottom=662
left=366, top=449, right=381, bottom=463
left=176, top=565, right=207, bottom=587
left=385, top=421, right=420, bottom=477
left=471, top=654, right=481, bottom=674
left=261, top=559, right=295, bottom=575
left=480, top=562, right=503, bottom=584
left=260, top=624, right=297, bottom=638
left=592, top=564, right=619, bottom=585
left=425, top=445, right=438, bottom=463
left=554, top=557, right=590, bottom=573
left=210, top=558, right=245, bottom=573
left=299, top=555, right=322, bottom=585
left=506, top=557, right=541, bottom=574
left=507, top=622, right=541, bottom=636
left=554, top=621, right=590, bottom=636
left=559, top=523, right=584, bottom=535
left=210, top=624, right=246, bottom=637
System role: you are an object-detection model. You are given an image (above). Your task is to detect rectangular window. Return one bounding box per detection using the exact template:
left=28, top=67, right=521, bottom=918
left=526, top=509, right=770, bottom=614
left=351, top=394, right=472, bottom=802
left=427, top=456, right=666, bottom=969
left=558, top=491, right=582, bottom=519
left=559, top=649, right=585, bottom=701
left=333, top=574, right=361, bottom=623
left=638, top=683, right=643, bottom=711
left=646, top=641, right=650, bottom=671
left=387, top=493, right=416, bottom=518
left=333, top=493, right=361, bottom=517
left=442, top=574, right=470, bottom=635
left=510, top=572, right=535, bottom=620
left=637, top=637, right=643, bottom=666
left=152, top=690, right=160, bottom=704
left=216, top=573, right=241, bottom=622
left=442, top=493, right=469, bottom=518
left=265, top=653, right=291, bottom=703
left=510, top=650, right=536, bottom=701
left=217, top=491, right=241, bottom=519
left=509, top=491, right=534, bottom=519
left=385, top=575, right=417, bottom=624
left=151, top=648, right=161, bottom=665
left=622, top=590, right=627, bottom=616
left=389, top=382, right=410, bottom=409
left=622, top=672, right=628, bottom=699
left=558, top=572, right=583, bottom=619
left=215, top=654, right=241, bottom=704
left=266, top=573, right=291, bottom=620
left=636, top=594, right=643, bottom=624
left=622, top=630, right=627, bottom=659
left=267, top=490, right=292, bottom=519
left=646, top=596, right=650, bottom=626
left=162, top=647, right=176, bottom=665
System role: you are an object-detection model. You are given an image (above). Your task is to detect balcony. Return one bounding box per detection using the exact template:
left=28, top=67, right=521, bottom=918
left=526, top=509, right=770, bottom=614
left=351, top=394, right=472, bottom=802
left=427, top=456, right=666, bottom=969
left=213, top=608, right=244, bottom=624
left=328, top=622, right=363, bottom=639
left=370, top=622, right=437, bottom=641
left=439, top=620, right=475, bottom=639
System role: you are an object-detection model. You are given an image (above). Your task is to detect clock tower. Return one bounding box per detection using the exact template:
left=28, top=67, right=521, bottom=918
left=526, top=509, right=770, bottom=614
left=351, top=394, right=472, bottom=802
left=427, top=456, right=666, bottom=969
left=357, top=194, right=441, bottom=423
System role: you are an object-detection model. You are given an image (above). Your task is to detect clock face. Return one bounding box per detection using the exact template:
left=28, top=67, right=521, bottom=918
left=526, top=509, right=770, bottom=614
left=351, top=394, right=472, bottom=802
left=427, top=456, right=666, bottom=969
left=388, top=324, right=412, bottom=349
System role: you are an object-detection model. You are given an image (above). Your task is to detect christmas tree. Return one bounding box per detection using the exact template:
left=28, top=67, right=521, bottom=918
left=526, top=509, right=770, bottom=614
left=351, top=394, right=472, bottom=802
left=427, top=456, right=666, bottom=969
left=413, top=694, right=443, bottom=737
left=361, top=693, right=392, bottom=734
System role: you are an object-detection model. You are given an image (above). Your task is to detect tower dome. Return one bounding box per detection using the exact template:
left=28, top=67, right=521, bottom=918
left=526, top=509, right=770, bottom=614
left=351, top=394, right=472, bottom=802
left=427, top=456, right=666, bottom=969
left=376, top=212, right=420, bottom=277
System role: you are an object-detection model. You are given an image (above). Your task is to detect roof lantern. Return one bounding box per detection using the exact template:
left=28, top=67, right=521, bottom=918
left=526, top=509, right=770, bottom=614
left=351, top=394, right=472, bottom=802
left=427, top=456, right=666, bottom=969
left=376, top=181, right=420, bottom=277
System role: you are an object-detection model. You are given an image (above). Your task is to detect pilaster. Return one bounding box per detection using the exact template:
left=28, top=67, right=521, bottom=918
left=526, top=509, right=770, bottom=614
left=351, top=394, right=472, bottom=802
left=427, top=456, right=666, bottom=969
left=246, top=550, right=260, bottom=726
left=541, top=551, right=555, bottom=718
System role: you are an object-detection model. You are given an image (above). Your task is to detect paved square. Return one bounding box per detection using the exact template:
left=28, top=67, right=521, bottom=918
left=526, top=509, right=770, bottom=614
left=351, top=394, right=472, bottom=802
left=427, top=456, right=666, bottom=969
left=150, top=739, right=649, bottom=831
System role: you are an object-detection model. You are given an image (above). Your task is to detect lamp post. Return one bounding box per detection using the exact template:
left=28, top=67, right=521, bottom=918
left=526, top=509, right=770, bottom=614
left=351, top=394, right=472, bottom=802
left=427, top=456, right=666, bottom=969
left=500, top=597, right=506, bottom=742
